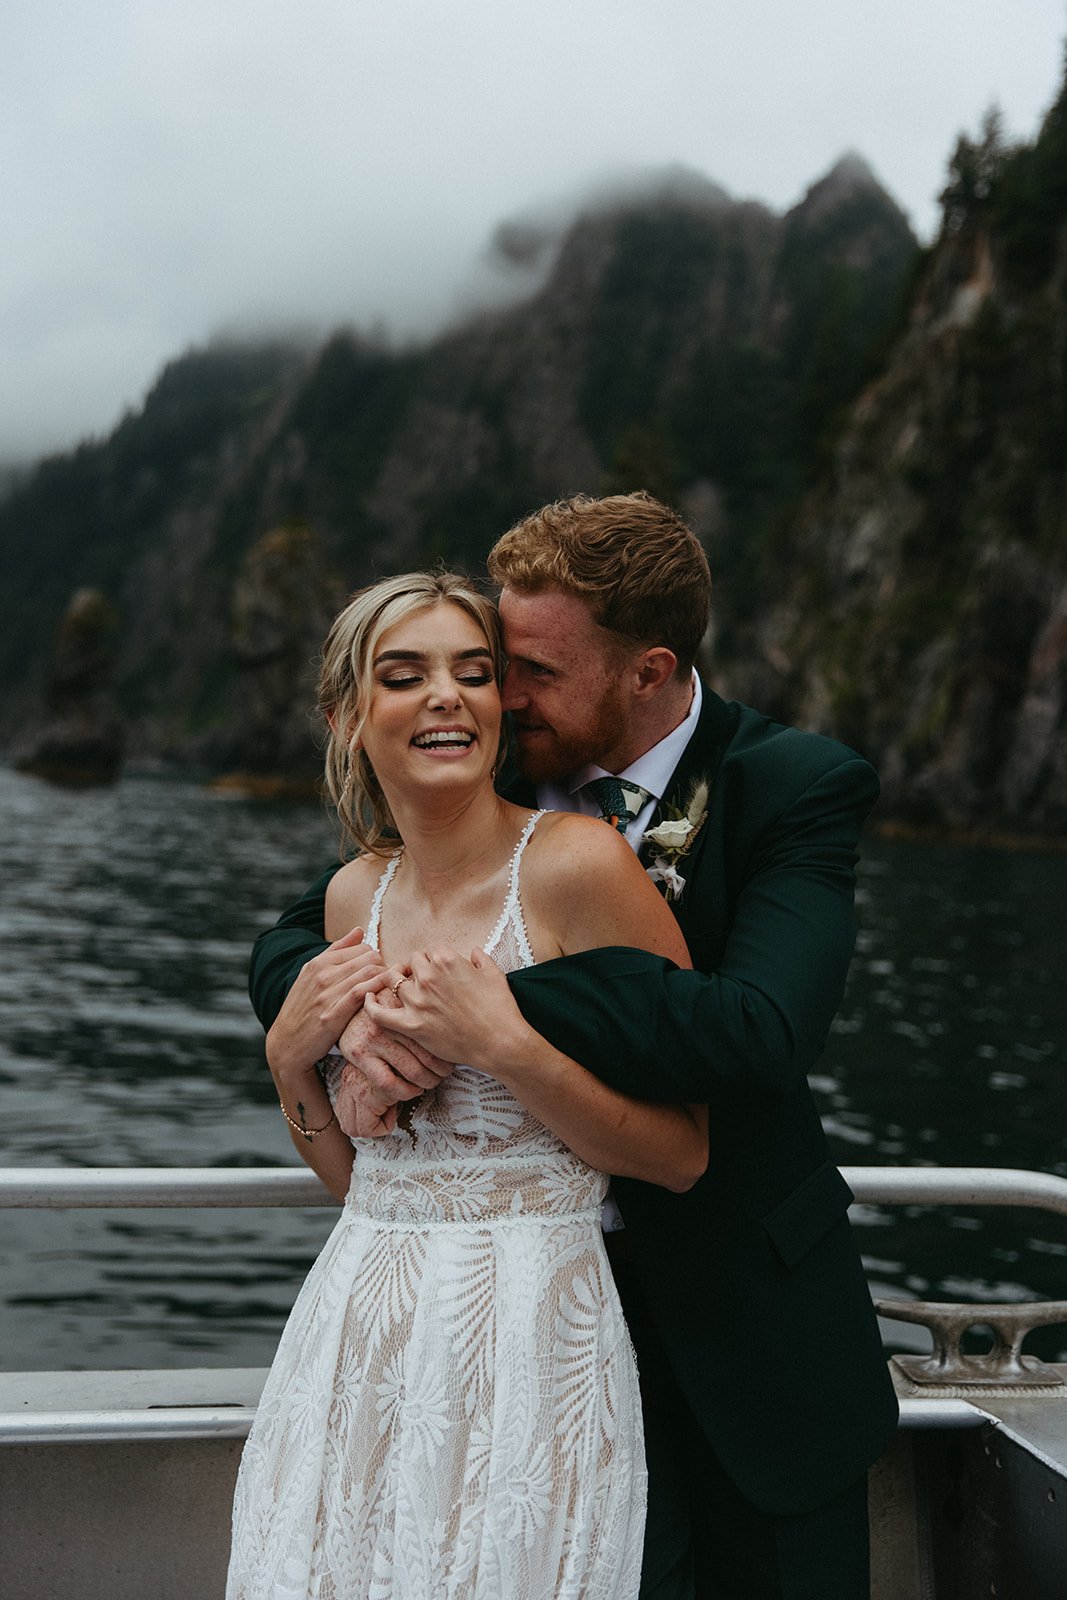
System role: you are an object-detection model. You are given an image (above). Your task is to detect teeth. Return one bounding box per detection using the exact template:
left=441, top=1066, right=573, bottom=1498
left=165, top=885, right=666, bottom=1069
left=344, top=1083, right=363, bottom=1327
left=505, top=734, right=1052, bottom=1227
left=413, top=731, right=473, bottom=747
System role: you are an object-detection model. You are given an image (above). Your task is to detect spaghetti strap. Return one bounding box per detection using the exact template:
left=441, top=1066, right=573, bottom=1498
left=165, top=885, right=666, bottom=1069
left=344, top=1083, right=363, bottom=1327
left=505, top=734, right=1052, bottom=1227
left=365, top=851, right=402, bottom=952
left=484, top=809, right=545, bottom=968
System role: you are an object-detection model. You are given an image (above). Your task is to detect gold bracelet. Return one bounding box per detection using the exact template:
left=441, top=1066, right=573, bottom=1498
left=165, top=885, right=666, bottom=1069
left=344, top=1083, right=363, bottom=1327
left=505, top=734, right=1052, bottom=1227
left=279, top=1102, right=338, bottom=1142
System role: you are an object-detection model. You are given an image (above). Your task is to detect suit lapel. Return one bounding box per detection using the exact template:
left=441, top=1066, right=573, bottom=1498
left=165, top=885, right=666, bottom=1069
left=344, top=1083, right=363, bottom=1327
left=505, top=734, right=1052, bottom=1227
left=638, top=687, right=736, bottom=866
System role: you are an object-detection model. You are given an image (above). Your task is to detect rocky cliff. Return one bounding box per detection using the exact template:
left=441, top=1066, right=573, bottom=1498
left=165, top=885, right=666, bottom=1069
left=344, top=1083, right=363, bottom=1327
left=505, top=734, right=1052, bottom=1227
left=0, top=157, right=916, bottom=785
left=738, top=80, right=1067, bottom=836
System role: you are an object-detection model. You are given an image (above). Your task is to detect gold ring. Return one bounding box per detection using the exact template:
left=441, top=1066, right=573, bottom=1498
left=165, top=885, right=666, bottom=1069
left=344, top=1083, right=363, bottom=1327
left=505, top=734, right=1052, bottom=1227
left=391, top=974, right=410, bottom=999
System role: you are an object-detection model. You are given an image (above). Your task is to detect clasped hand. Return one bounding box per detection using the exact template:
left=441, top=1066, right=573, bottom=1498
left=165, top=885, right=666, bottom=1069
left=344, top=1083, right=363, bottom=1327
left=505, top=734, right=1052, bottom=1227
left=269, top=932, right=524, bottom=1140
left=358, top=944, right=525, bottom=1100
left=265, top=927, right=451, bottom=1136
left=265, top=926, right=385, bottom=1077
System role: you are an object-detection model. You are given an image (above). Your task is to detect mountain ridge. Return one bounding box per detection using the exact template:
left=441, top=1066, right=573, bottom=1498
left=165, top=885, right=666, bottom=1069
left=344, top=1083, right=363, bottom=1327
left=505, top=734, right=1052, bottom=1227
left=732, top=66, right=1067, bottom=834
left=6, top=102, right=1063, bottom=836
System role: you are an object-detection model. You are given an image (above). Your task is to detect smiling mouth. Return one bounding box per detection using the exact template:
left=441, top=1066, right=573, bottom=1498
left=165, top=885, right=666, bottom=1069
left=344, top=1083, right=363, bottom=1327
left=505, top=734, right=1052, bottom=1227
left=411, top=731, right=475, bottom=749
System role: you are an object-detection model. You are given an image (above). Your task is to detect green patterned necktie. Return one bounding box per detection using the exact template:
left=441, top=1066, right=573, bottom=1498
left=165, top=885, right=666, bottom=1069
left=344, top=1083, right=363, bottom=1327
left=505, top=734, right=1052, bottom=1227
left=584, top=776, right=652, bottom=834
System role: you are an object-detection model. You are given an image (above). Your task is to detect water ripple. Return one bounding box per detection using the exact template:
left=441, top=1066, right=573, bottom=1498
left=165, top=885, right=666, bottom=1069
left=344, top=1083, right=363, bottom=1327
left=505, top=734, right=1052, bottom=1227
left=2, top=765, right=1066, bottom=1366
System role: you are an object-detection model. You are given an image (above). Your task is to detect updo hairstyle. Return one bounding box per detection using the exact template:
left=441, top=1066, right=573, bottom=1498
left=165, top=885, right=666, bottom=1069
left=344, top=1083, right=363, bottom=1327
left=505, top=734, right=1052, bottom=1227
left=318, top=571, right=504, bottom=856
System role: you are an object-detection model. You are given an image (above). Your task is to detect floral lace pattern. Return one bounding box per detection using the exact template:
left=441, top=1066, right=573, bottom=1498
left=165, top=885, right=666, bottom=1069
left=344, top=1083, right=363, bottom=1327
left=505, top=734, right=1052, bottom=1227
left=227, top=813, right=646, bottom=1598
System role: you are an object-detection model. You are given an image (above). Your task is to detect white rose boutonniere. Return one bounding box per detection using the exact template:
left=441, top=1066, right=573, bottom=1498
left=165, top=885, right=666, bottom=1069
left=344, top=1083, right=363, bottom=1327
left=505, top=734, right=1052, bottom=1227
left=645, top=816, right=698, bottom=852
left=644, top=778, right=709, bottom=903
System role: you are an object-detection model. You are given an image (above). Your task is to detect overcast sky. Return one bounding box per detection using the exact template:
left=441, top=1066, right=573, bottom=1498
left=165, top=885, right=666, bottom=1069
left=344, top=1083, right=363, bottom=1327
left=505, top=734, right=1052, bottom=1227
left=3, top=0, right=1065, bottom=464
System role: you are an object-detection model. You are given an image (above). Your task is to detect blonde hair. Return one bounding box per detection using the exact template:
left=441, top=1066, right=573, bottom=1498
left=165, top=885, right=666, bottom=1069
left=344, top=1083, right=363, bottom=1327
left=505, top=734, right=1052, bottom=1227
left=487, top=491, right=711, bottom=676
left=319, top=572, right=504, bottom=856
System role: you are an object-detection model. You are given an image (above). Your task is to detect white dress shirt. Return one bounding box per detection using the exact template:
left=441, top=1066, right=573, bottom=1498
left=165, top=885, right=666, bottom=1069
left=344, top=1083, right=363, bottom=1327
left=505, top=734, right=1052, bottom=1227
left=537, top=672, right=703, bottom=847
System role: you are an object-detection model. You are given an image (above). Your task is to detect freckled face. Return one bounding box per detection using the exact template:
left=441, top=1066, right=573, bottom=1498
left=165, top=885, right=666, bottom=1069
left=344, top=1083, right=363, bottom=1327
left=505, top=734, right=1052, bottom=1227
left=498, top=588, right=632, bottom=781
left=359, top=603, right=501, bottom=799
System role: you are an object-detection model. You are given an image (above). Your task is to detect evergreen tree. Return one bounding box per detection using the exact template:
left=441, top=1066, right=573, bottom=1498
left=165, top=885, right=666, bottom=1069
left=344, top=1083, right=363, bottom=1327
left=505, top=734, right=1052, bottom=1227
left=939, top=105, right=1012, bottom=234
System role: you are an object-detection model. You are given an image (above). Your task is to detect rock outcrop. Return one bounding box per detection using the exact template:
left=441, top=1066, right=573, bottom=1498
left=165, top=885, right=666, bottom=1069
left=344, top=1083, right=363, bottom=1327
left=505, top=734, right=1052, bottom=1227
left=225, top=522, right=347, bottom=789
left=12, top=588, right=126, bottom=785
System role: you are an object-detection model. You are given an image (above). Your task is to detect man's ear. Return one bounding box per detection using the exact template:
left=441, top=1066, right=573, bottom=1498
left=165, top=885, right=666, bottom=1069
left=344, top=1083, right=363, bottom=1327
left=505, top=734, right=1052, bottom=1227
left=633, top=647, right=678, bottom=698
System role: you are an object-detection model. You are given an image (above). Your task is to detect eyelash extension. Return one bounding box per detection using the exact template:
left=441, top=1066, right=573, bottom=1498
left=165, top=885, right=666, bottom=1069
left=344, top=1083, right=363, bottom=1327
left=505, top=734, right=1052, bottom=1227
left=379, top=670, right=494, bottom=689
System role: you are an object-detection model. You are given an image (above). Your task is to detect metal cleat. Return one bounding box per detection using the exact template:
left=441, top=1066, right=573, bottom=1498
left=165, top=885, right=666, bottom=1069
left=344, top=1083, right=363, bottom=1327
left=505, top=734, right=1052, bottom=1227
left=876, top=1297, right=1067, bottom=1387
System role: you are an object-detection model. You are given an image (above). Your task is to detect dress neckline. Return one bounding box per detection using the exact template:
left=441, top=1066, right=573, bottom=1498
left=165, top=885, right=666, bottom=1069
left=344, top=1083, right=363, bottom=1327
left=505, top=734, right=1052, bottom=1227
left=366, top=810, right=545, bottom=960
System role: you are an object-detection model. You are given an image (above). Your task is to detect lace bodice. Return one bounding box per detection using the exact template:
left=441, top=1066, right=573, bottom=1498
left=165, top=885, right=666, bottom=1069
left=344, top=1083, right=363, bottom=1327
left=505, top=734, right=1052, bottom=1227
left=326, top=811, right=608, bottom=1219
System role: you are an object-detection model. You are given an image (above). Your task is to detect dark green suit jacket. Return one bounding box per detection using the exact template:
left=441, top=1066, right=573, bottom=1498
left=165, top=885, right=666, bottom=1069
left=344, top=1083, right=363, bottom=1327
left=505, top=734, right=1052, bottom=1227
left=248, top=689, right=898, bottom=1516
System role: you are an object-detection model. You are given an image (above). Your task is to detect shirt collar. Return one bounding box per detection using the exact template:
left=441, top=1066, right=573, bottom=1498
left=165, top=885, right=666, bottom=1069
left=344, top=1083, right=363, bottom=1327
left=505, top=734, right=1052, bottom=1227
left=567, top=671, right=703, bottom=804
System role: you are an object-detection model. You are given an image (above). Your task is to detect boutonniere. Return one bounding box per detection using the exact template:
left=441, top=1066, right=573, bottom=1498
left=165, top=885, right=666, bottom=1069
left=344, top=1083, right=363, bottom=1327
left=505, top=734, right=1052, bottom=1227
left=643, top=777, right=709, bottom=902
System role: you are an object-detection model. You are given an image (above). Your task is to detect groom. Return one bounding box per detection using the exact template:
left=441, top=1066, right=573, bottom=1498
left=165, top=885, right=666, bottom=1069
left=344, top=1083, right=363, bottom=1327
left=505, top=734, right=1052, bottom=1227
left=249, top=492, right=898, bottom=1599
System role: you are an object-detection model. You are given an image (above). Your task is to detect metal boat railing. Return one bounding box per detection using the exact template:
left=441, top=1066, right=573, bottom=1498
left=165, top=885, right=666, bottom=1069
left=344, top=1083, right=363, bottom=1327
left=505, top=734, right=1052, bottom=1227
left=2, top=1165, right=1066, bottom=1443
left=845, top=1165, right=1067, bottom=1217
left=3, top=1163, right=1067, bottom=1212
left=0, top=1401, right=261, bottom=1446
left=0, top=1166, right=336, bottom=1208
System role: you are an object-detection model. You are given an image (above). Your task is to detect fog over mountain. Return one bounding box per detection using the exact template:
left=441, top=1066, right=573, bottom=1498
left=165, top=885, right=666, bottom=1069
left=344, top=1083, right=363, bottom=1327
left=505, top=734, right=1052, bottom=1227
left=0, top=154, right=919, bottom=772
left=3, top=0, right=1064, bottom=463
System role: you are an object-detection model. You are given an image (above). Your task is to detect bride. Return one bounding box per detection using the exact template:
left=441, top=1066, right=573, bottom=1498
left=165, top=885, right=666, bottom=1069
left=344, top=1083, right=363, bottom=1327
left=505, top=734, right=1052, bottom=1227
left=227, top=571, right=706, bottom=1600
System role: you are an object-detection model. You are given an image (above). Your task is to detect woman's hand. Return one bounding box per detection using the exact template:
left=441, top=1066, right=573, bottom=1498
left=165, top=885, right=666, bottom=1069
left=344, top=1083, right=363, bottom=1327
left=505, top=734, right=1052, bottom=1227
left=264, top=927, right=382, bottom=1204
left=265, top=927, right=385, bottom=1088
left=363, top=946, right=531, bottom=1073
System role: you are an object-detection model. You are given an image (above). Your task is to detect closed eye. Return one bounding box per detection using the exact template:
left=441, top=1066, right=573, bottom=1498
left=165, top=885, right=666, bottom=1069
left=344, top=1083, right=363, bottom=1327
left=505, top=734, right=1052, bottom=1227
left=379, top=668, right=494, bottom=689
left=509, top=656, right=555, bottom=679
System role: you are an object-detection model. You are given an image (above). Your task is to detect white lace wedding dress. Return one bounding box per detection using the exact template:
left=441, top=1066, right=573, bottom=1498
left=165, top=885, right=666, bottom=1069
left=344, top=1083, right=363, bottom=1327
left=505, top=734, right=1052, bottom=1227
left=227, top=812, right=646, bottom=1599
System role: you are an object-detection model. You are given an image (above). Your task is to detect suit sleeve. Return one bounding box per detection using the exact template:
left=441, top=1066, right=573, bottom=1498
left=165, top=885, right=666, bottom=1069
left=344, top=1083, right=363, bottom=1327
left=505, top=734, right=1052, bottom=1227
left=507, top=755, right=878, bottom=1104
left=247, top=864, right=340, bottom=1029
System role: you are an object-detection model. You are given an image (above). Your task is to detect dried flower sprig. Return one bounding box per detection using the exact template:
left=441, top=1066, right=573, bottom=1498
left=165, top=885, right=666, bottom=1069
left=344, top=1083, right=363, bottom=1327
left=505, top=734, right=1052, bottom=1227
left=644, top=777, right=709, bottom=902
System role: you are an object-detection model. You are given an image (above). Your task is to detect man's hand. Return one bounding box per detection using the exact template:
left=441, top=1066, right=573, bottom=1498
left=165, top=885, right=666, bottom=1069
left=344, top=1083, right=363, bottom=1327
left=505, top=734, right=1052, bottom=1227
left=332, top=1004, right=454, bottom=1139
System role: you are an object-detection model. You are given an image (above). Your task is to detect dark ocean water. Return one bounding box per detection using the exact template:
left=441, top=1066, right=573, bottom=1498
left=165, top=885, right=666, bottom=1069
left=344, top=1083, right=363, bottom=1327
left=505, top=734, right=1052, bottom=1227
left=1, top=764, right=1064, bottom=1369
